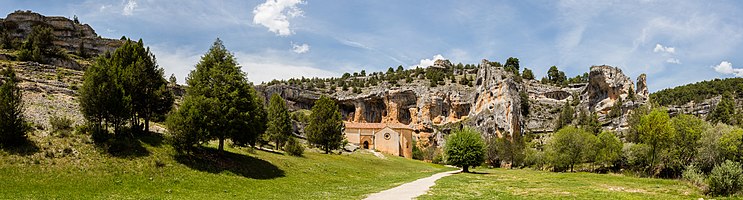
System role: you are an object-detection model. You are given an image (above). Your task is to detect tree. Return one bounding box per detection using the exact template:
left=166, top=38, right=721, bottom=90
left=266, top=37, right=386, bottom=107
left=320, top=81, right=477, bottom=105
left=637, top=108, right=675, bottom=173
left=625, top=105, right=649, bottom=143
left=445, top=127, right=485, bottom=172
left=169, top=74, right=177, bottom=85
left=0, top=66, right=29, bottom=146
left=306, top=96, right=344, bottom=153
left=17, top=25, right=59, bottom=63
left=708, top=92, right=736, bottom=125
left=555, top=101, right=574, bottom=130
left=168, top=38, right=266, bottom=152
left=671, top=114, right=708, bottom=167
left=520, top=91, right=529, bottom=117
left=504, top=57, right=520, bottom=74
left=79, top=52, right=131, bottom=134
left=595, top=131, right=622, bottom=168
left=267, top=94, right=292, bottom=150
left=547, top=126, right=594, bottom=172
left=522, top=68, right=535, bottom=80
left=547, top=66, right=566, bottom=85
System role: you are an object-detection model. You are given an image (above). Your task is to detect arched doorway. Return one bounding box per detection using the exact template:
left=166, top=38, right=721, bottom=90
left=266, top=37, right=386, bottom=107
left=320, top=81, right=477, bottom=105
left=363, top=141, right=369, bottom=149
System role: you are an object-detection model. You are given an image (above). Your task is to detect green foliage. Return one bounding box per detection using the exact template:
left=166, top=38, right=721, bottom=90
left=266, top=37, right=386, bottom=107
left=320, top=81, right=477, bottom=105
left=425, top=67, right=446, bottom=87
left=546, top=66, right=567, bottom=86
left=17, top=25, right=64, bottom=63
left=522, top=68, right=535, bottom=80
left=651, top=78, right=743, bottom=106
left=284, top=137, right=304, bottom=156
left=637, top=108, right=674, bottom=172
left=444, top=127, right=485, bottom=172
left=547, top=126, right=595, bottom=172
left=0, top=66, right=29, bottom=146
left=267, top=94, right=292, bottom=150
left=671, top=114, right=708, bottom=168
left=595, top=131, right=622, bottom=167
left=306, top=96, right=344, bottom=153
left=504, top=57, right=520, bottom=76
left=708, top=160, right=743, bottom=196
left=555, top=101, right=574, bottom=130
left=622, top=143, right=652, bottom=172
left=519, top=91, right=529, bottom=117
left=682, top=165, right=707, bottom=191
left=577, top=109, right=601, bottom=134
left=607, top=99, right=623, bottom=118
left=707, top=92, right=736, bottom=125
left=167, top=38, right=265, bottom=152
left=625, top=105, right=649, bottom=143
left=49, top=114, right=74, bottom=136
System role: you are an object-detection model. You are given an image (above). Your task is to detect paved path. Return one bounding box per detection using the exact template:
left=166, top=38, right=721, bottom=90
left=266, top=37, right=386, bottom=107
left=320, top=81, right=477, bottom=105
left=367, top=149, right=386, bottom=159
left=364, top=169, right=460, bottom=200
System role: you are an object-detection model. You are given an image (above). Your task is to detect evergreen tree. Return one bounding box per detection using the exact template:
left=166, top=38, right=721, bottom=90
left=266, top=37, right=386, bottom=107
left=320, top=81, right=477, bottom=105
left=168, top=38, right=266, bottom=152
left=79, top=53, right=131, bottom=134
left=0, top=66, right=29, bottom=146
left=708, top=92, right=736, bottom=125
left=522, top=68, right=535, bottom=80
left=556, top=101, right=574, bottom=130
left=267, top=94, right=292, bottom=150
left=306, top=96, right=344, bottom=153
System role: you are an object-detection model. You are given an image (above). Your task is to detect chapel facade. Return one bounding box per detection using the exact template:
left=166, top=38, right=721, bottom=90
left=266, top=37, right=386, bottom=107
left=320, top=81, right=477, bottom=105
left=343, top=122, right=413, bottom=158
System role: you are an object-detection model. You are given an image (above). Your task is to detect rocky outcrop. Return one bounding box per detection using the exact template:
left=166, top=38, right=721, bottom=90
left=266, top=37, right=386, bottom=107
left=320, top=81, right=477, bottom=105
left=468, top=59, right=522, bottom=138
left=1, top=10, right=122, bottom=57
left=258, top=60, right=648, bottom=147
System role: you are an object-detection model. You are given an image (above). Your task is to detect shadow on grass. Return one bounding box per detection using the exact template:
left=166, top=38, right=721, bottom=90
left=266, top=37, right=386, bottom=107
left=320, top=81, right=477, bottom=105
left=0, top=137, right=39, bottom=156
left=92, top=129, right=153, bottom=158
left=175, top=147, right=285, bottom=180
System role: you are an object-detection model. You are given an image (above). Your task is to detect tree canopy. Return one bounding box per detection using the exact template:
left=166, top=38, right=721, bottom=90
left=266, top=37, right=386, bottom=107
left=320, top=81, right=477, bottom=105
left=267, top=94, right=292, bottom=150
left=445, top=127, right=485, bottom=172
left=305, top=96, right=344, bottom=154
left=0, top=66, right=29, bottom=146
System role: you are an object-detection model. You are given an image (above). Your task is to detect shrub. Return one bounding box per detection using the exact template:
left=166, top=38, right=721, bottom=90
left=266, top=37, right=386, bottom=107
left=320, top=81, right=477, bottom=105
left=622, top=143, right=651, bottom=172
left=49, top=114, right=74, bottom=136
left=682, top=165, right=707, bottom=192
left=412, top=140, right=424, bottom=160
left=708, top=160, right=743, bottom=196
left=444, top=127, right=485, bottom=172
left=284, top=137, right=304, bottom=157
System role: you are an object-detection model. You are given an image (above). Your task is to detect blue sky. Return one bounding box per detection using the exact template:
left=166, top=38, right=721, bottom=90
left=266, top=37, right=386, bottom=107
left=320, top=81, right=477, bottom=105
left=3, top=0, right=743, bottom=91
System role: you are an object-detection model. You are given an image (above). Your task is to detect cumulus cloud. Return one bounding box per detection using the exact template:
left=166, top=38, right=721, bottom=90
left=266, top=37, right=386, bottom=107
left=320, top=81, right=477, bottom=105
left=666, top=58, right=681, bottom=64
left=252, top=0, right=304, bottom=36
left=713, top=61, right=743, bottom=77
left=122, top=0, right=137, bottom=16
left=292, top=42, right=310, bottom=54
left=411, top=54, right=446, bottom=69
left=653, top=44, right=675, bottom=54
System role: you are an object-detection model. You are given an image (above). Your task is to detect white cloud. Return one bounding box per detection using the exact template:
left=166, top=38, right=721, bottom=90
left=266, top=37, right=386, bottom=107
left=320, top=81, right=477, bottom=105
left=122, top=0, right=137, bottom=16
left=653, top=43, right=675, bottom=54
left=713, top=61, right=743, bottom=77
left=292, top=43, right=310, bottom=54
left=411, top=54, right=446, bottom=69
left=235, top=52, right=339, bottom=84
left=666, top=58, right=681, bottom=64
left=252, top=0, right=305, bottom=36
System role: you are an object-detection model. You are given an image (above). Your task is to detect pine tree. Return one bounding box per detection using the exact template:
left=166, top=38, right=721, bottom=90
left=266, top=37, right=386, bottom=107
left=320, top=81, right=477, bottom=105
left=0, top=66, right=29, bottom=146
left=267, top=94, right=292, bottom=150
left=708, top=92, right=736, bottom=125
left=168, top=38, right=266, bottom=152
left=306, top=96, right=344, bottom=153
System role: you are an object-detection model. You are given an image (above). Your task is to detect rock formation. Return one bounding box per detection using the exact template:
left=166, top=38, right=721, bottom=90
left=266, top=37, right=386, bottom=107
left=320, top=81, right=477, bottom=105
left=0, top=10, right=122, bottom=57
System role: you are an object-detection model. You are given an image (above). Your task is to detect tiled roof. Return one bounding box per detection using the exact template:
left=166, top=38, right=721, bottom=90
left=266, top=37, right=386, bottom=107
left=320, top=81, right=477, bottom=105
left=344, top=122, right=413, bottom=130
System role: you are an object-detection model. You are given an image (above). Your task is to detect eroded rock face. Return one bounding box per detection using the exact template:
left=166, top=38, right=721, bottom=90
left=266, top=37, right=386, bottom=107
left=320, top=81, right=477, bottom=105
left=584, top=65, right=634, bottom=113
left=258, top=61, right=648, bottom=147
left=468, top=59, right=522, bottom=138
left=636, top=74, right=649, bottom=100
left=1, top=10, right=122, bottom=57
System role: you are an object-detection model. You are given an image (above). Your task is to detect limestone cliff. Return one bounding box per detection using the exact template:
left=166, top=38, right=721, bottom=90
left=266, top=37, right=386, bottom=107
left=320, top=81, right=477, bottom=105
left=1, top=10, right=122, bottom=58
left=258, top=62, right=649, bottom=147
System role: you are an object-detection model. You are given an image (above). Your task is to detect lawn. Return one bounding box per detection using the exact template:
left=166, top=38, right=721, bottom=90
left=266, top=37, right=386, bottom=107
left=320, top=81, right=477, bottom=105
left=419, top=168, right=707, bottom=200
left=0, top=131, right=452, bottom=199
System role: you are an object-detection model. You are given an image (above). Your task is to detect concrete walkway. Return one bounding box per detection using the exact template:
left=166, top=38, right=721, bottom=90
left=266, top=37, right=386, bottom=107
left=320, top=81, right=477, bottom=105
left=364, top=169, right=460, bottom=200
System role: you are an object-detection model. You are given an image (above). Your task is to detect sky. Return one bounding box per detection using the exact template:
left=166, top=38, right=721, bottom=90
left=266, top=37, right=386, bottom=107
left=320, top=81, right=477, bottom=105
left=2, top=0, right=743, bottom=92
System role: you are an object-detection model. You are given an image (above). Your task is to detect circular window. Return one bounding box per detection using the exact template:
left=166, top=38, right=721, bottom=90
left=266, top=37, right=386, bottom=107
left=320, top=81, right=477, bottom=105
left=384, top=133, right=391, bottom=140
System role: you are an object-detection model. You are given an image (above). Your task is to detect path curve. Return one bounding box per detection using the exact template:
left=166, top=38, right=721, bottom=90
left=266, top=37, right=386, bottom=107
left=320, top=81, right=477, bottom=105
left=364, top=169, right=460, bottom=200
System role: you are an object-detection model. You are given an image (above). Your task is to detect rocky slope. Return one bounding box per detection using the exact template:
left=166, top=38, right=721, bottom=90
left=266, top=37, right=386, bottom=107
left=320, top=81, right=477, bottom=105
left=1, top=10, right=123, bottom=58
left=258, top=59, right=649, bottom=147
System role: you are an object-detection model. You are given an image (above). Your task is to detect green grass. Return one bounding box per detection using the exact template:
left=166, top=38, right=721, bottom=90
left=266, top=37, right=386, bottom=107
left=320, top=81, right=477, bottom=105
left=0, top=132, right=452, bottom=199
left=419, top=168, right=706, bottom=200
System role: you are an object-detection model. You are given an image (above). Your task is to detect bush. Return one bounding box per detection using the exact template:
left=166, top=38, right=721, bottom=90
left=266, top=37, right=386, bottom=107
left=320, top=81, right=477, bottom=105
left=682, top=165, right=707, bottom=192
left=708, top=160, right=743, bottom=196
left=444, top=127, right=485, bottom=172
left=49, top=114, right=74, bottom=136
left=284, top=137, right=304, bottom=157
left=412, top=140, right=424, bottom=160
left=622, top=143, right=651, bottom=172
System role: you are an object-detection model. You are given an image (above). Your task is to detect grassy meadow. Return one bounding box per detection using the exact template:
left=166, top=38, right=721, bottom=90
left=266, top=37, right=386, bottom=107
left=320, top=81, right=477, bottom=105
left=0, top=131, right=452, bottom=199
left=419, top=168, right=709, bottom=200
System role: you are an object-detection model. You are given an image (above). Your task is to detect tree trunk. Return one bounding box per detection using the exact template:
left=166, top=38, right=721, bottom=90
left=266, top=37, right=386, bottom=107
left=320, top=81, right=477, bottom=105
left=218, top=136, right=225, bottom=152
left=463, top=166, right=470, bottom=173
left=144, top=117, right=150, bottom=133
